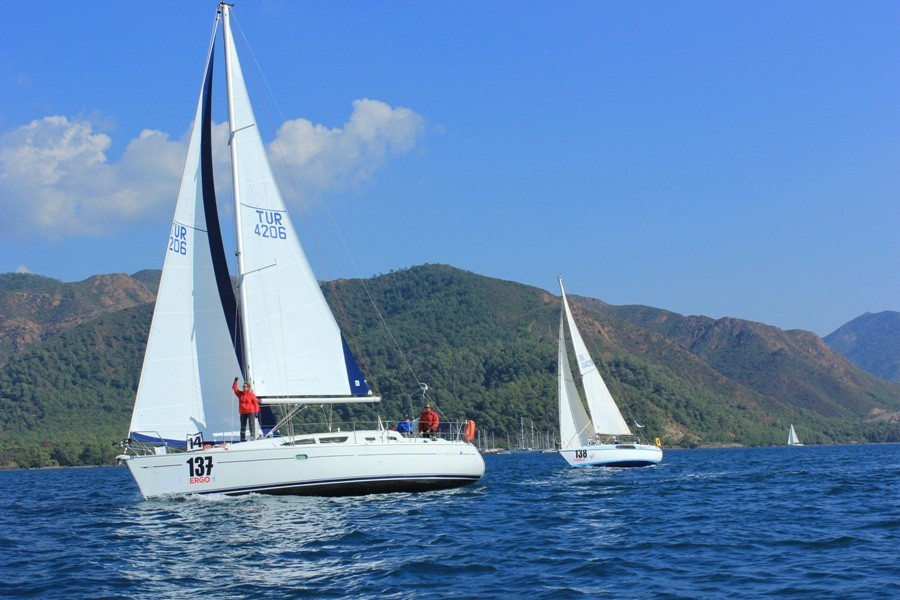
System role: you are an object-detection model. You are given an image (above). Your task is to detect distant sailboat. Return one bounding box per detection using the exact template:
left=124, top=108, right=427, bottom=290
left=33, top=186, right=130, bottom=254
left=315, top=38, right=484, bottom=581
left=120, top=3, right=484, bottom=498
left=787, top=424, right=803, bottom=446
left=557, top=278, right=662, bottom=467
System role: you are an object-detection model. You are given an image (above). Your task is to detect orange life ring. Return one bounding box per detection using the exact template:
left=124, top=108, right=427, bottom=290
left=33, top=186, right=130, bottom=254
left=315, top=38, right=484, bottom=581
left=463, top=419, right=476, bottom=442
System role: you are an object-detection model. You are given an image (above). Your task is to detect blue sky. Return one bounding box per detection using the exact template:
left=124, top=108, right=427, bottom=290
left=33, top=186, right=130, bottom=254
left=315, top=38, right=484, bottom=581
left=1, top=1, right=897, bottom=336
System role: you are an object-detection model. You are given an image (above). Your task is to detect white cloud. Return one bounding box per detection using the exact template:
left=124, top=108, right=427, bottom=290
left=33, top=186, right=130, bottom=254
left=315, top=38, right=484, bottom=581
left=0, top=99, right=426, bottom=240
left=269, top=98, right=426, bottom=192
left=15, top=265, right=32, bottom=274
left=0, top=116, right=184, bottom=239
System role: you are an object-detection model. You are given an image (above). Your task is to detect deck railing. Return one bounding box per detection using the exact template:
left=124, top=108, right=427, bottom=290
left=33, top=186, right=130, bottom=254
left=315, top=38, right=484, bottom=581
left=121, top=419, right=473, bottom=456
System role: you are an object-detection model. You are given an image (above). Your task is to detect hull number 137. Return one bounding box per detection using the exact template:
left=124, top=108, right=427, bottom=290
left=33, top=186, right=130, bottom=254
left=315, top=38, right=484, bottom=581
left=187, top=456, right=214, bottom=480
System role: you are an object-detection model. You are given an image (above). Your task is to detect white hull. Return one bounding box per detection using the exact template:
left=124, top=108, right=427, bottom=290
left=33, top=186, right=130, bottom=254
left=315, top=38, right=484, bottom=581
left=560, top=443, right=662, bottom=468
left=126, top=431, right=484, bottom=499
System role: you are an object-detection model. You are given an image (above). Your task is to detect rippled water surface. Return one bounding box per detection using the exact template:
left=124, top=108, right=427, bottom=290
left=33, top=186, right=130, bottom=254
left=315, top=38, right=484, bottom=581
left=1, top=444, right=897, bottom=598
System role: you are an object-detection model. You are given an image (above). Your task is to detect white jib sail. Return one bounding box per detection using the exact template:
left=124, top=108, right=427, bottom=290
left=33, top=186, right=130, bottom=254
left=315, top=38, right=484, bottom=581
left=558, top=279, right=632, bottom=436
left=788, top=424, right=801, bottom=445
left=222, top=9, right=371, bottom=403
left=559, top=312, right=594, bottom=450
left=130, top=27, right=242, bottom=443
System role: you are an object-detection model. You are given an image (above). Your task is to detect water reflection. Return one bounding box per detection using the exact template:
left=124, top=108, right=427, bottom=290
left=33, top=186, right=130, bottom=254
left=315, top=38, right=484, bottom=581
left=114, top=492, right=363, bottom=592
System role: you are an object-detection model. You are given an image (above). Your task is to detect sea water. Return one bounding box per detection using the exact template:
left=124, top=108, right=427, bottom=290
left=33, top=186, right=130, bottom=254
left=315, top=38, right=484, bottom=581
left=0, top=444, right=897, bottom=598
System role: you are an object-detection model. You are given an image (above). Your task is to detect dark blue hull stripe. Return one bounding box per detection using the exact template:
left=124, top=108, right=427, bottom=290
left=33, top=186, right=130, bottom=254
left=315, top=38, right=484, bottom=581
left=189, top=474, right=481, bottom=497
left=574, top=461, right=658, bottom=468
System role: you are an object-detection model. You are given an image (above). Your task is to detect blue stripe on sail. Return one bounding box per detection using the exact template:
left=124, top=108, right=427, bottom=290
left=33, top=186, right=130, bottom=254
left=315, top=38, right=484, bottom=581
left=199, top=42, right=245, bottom=376
left=341, top=335, right=372, bottom=396
left=259, top=406, right=277, bottom=432
left=132, top=432, right=189, bottom=448
left=131, top=432, right=247, bottom=448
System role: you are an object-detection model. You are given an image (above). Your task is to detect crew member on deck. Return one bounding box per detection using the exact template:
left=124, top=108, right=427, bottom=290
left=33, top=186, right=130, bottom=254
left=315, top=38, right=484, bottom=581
left=418, top=403, right=440, bottom=438
left=233, top=377, right=260, bottom=442
left=396, top=416, right=413, bottom=437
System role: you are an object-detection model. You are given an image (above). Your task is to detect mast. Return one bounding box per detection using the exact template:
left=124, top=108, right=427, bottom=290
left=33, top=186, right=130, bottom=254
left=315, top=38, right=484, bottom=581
left=221, top=3, right=254, bottom=384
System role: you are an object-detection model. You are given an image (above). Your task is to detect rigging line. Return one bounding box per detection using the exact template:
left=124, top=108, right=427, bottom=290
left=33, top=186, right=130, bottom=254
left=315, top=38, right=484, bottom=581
left=229, top=10, right=430, bottom=402
left=321, top=203, right=430, bottom=396
left=327, top=280, right=380, bottom=396
left=230, top=12, right=288, bottom=124
left=266, top=404, right=305, bottom=439
left=229, top=10, right=379, bottom=394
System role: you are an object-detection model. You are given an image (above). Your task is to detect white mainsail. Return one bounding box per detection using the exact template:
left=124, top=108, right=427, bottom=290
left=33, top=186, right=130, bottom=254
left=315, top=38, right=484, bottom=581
left=558, top=312, right=594, bottom=449
left=130, top=24, right=241, bottom=444
left=788, top=424, right=802, bottom=446
left=559, top=279, right=632, bottom=436
left=222, top=10, right=375, bottom=404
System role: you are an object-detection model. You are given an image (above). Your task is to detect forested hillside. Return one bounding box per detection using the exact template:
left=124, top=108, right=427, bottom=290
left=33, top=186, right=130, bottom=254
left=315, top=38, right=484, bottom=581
left=0, top=272, right=155, bottom=366
left=0, top=305, right=150, bottom=467
left=1, top=265, right=898, bottom=468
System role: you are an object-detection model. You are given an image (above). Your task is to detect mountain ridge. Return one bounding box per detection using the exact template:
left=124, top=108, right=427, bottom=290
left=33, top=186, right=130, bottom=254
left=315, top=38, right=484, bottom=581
left=0, top=272, right=156, bottom=366
left=0, top=264, right=897, bottom=468
left=582, top=300, right=899, bottom=418
left=824, top=311, right=900, bottom=383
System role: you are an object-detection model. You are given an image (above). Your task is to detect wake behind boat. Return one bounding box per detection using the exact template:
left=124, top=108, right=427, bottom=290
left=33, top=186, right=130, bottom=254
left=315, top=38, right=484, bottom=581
left=557, top=278, right=662, bottom=468
left=121, top=4, right=483, bottom=499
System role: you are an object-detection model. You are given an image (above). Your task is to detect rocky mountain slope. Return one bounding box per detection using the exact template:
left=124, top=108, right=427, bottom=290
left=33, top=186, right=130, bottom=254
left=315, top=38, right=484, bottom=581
left=824, top=311, right=900, bottom=383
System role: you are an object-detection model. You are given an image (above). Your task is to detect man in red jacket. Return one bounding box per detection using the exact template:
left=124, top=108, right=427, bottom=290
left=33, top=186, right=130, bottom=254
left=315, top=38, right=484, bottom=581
left=418, top=402, right=440, bottom=438
left=233, top=377, right=260, bottom=442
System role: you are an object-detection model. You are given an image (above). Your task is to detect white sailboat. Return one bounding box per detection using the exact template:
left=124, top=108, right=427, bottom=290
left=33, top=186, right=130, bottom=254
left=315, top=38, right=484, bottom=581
left=787, top=424, right=803, bottom=446
left=122, top=3, right=484, bottom=499
left=557, top=278, right=662, bottom=467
